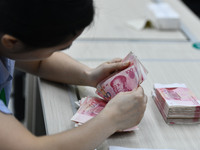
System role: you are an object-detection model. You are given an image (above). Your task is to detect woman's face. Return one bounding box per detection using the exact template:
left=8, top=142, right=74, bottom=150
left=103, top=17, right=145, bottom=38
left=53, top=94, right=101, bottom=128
left=5, top=40, right=74, bottom=61
left=0, top=30, right=83, bottom=61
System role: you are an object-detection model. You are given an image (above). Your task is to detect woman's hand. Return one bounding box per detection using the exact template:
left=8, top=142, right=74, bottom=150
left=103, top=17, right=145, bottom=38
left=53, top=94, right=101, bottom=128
left=99, top=86, right=147, bottom=131
left=86, top=58, right=130, bottom=87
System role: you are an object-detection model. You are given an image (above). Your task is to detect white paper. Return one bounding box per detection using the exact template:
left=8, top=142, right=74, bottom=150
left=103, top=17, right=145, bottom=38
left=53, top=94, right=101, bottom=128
left=127, top=19, right=150, bottom=30
left=146, top=2, right=180, bottom=30
left=153, top=83, right=187, bottom=89
left=109, top=146, right=175, bottom=150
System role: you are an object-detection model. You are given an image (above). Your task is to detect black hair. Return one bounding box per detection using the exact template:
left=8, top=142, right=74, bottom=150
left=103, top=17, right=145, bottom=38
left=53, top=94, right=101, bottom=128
left=0, top=0, right=94, bottom=48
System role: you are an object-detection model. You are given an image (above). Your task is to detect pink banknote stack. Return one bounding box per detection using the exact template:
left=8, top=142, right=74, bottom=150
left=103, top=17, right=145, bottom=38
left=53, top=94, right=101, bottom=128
left=71, top=52, right=148, bottom=131
left=152, top=83, right=200, bottom=124
left=96, top=52, right=148, bottom=101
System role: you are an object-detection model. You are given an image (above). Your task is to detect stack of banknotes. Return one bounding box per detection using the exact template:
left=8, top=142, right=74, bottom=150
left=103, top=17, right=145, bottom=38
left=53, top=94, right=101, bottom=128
left=152, top=83, right=200, bottom=124
left=71, top=52, right=148, bottom=131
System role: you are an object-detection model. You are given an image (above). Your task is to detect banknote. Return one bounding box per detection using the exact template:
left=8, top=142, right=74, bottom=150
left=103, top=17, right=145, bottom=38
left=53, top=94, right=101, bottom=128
left=122, top=51, right=148, bottom=82
left=153, top=90, right=200, bottom=118
left=152, top=83, right=200, bottom=124
left=96, top=52, right=148, bottom=101
left=156, top=87, right=200, bottom=107
left=71, top=97, right=107, bottom=124
left=72, top=52, right=146, bottom=130
left=153, top=95, right=200, bottom=124
left=71, top=96, right=138, bottom=132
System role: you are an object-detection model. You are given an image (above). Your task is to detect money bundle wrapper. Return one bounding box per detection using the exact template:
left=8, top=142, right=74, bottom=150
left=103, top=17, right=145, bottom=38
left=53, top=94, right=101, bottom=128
left=71, top=96, right=138, bottom=132
left=152, top=83, right=200, bottom=124
left=96, top=52, right=148, bottom=101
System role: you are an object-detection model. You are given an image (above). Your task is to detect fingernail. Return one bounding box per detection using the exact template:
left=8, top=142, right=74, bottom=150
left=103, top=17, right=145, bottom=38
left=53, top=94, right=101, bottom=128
left=123, top=61, right=130, bottom=66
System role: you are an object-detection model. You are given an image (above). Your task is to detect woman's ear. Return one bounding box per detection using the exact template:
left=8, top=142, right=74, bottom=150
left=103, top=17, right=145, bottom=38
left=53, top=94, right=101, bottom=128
left=1, top=34, right=18, bottom=49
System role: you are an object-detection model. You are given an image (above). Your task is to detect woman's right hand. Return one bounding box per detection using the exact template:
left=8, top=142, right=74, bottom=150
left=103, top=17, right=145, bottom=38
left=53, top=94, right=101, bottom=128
left=100, top=86, right=147, bottom=131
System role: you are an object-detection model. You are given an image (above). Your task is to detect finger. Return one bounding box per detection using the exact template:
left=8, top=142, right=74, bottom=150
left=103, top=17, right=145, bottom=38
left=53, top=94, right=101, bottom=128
left=126, top=86, right=144, bottom=94
left=111, top=61, right=130, bottom=71
left=134, top=87, right=148, bottom=104
left=108, top=58, right=122, bottom=63
left=144, top=95, right=148, bottom=104
left=135, top=86, right=144, bottom=94
left=121, top=86, right=145, bottom=100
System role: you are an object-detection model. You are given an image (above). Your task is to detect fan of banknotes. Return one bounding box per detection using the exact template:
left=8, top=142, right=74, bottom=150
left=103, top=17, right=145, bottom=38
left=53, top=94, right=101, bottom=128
left=71, top=52, right=148, bottom=132
left=152, top=83, right=200, bottom=124
left=96, top=52, right=148, bottom=101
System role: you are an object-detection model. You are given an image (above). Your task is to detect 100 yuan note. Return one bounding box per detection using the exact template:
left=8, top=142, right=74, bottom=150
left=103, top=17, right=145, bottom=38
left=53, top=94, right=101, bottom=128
left=96, top=52, right=148, bottom=100
left=71, top=96, right=138, bottom=132
left=71, top=97, right=107, bottom=124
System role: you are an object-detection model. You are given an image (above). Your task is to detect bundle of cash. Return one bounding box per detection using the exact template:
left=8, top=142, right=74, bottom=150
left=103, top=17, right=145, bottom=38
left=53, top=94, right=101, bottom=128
left=96, top=52, right=148, bottom=101
left=71, top=96, right=138, bottom=132
left=152, top=83, right=200, bottom=124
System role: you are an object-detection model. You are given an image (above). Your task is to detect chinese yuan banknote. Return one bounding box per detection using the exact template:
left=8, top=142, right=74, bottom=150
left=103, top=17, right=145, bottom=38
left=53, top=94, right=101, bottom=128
left=71, top=96, right=138, bottom=131
left=154, top=83, right=200, bottom=108
left=71, top=97, right=107, bottom=124
left=96, top=52, right=148, bottom=101
left=152, top=83, right=200, bottom=124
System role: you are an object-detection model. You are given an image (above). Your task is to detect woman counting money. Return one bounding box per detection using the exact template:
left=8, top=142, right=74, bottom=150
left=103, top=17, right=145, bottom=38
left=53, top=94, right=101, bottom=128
left=0, top=0, right=147, bottom=149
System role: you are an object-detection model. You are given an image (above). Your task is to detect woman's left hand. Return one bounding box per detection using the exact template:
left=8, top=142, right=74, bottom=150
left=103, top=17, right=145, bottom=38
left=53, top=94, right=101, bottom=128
left=86, top=58, right=130, bottom=87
